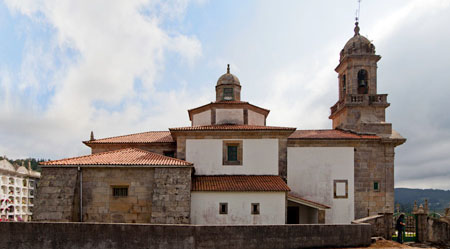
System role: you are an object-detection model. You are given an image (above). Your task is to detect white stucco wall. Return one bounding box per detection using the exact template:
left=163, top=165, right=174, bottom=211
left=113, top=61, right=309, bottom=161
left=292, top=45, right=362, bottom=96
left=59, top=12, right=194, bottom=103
left=186, top=139, right=278, bottom=175
left=191, top=192, right=286, bottom=224
left=192, top=110, right=211, bottom=126
left=216, top=109, right=243, bottom=125
left=287, top=147, right=354, bottom=224
left=247, top=110, right=265, bottom=126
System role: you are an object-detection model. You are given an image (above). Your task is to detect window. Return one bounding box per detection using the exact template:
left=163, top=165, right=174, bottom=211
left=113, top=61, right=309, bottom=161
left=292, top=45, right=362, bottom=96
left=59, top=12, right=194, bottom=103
left=163, top=151, right=175, bottom=158
left=357, top=69, right=368, bottom=94
left=112, top=187, right=128, bottom=197
left=374, top=181, right=380, bottom=191
left=251, top=203, right=260, bottom=215
left=342, top=75, right=347, bottom=96
left=333, top=179, right=348, bottom=199
left=219, top=203, right=228, bottom=214
left=223, top=88, right=234, bottom=101
left=223, top=140, right=243, bottom=165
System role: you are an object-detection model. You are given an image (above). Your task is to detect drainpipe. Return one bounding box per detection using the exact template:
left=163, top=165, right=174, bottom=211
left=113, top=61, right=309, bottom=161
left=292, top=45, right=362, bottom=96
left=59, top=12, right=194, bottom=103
left=78, top=166, right=83, bottom=222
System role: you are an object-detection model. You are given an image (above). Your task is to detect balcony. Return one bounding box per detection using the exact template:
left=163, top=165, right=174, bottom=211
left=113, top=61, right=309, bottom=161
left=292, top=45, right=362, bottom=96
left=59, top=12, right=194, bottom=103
left=330, top=94, right=389, bottom=115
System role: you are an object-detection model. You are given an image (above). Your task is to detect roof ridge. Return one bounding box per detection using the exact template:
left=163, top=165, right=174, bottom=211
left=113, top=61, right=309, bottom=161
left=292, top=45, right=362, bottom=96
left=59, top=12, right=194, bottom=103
left=84, top=130, right=171, bottom=143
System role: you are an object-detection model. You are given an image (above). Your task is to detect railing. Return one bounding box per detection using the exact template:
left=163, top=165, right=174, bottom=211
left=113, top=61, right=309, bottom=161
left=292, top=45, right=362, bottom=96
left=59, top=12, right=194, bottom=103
left=330, top=94, right=388, bottom=114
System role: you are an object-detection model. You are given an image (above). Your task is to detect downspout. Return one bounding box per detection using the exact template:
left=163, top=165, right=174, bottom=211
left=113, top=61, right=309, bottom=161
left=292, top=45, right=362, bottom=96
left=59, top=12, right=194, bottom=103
left=78, top=166, right=83, bottom=222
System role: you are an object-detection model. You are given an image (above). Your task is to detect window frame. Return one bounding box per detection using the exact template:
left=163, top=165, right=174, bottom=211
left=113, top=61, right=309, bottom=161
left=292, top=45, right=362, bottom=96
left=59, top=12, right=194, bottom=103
left=333, top=179, right=348, bottom=199
left=222, top=140, right=243, bottom=166
left=112, top=186, right=129, bottom=197
left=219, top=202, right=228, bottom=214
left=223, top=88, right=234, bottom=101
left=373, top=181, right=380, bottom=192
left=251, top=203, right=260, bottom=215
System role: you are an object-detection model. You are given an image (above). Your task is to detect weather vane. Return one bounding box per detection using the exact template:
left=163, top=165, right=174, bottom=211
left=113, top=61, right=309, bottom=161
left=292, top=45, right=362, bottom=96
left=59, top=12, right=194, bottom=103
left=355, top=0, right=361, bottom=23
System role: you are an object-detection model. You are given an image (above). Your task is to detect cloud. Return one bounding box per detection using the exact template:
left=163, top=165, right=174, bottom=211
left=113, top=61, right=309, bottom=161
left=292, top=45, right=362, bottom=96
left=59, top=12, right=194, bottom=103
left=0, top=0, right=202, bottom=158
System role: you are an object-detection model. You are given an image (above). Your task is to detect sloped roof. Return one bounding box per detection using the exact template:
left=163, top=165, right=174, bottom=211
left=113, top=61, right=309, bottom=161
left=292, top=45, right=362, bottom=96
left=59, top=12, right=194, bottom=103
left=41, top=148, right=192, bottom=167
left=287, top=193, right=330, bottom=210
left=170, top=124, right=296, bottom=132
left=83, top=131, right=174, bottom=144
left=288, top=129, right=379, bottom=140
left=192, top=175, right=290, bottom=192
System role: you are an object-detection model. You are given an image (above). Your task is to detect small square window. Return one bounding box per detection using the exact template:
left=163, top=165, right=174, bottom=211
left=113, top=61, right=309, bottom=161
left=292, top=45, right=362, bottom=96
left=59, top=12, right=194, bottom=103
left=223, top=88, right=234, bottom=101
left=251, top=203, right=260, bottom=215
left=219, top=203, right=228, bottom=214
left=374, top=182, right=380, bottom=191
left=223, top=140, right=243, bottom=165
left=112, top=187, right=128, bottom=197
left=227, top=146, right=238, bottom=161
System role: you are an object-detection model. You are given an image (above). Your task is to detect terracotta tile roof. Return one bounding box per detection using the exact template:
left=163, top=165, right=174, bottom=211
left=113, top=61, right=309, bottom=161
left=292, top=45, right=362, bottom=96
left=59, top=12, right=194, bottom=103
left=170, top=124, right=296, bottom=131
left=41, top=148, right=192, bottom=166
left=192, top=175, right=290, bottom=192
left=84, top=131, right=174, bottom=144
left=288, top=129, right=379, bottom=140
left=287, top=193, right=330, bottom=210
left=188, top=101, right=270, bottom=113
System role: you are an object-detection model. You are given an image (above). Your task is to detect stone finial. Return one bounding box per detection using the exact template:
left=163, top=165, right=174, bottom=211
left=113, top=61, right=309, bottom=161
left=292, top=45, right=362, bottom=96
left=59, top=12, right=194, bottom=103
left=227, top=64, right=230, bottom=74
left=413, top=201, right=418, bottom=212
left=424, top=199, right=429, bottom=213
left=90, top=131, right=95, bottom=141
left=28, top=161, right=31, bottom=171
left=417, top=204, right=425, bottom=214
left=396, top=203, right=400, bottom=213
left=354, top=22, right=360, bottom=36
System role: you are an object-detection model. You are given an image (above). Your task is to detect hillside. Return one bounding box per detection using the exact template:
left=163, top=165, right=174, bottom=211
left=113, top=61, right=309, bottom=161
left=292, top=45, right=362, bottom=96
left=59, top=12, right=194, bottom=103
left=395, top=188, right=450, bottom=213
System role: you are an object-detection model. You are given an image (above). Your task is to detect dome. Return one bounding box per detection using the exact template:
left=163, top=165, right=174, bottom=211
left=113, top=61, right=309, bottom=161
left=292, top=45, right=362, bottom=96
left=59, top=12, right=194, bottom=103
left=216, top=64, right=240, bottom=86
left=340, top=22, right=376, bottom=60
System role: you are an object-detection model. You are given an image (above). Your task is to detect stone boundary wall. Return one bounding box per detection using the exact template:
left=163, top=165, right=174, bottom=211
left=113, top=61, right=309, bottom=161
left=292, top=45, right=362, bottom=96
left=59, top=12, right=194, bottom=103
left=425, top=217, right=450, bottom=244
left=352, top=213, right=393, bottom=239
left=0, top=222, right=371, bottom=249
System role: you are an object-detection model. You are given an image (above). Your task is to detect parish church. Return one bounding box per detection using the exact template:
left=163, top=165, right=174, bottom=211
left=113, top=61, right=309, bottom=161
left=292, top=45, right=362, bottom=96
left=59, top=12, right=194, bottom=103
left=34, top=22, right=405, bottom=225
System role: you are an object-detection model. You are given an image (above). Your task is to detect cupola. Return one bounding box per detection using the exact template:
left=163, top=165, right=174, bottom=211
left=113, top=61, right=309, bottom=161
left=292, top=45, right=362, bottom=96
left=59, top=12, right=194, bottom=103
left=216, top=64, right=241, bottom=101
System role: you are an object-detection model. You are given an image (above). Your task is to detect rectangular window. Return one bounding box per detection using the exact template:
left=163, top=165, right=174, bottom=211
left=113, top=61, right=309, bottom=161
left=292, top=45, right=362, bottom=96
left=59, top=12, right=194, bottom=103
left=219, top=203, right=228, bottom=214
left=112, top=187, right=128, bottom=197
left=223, top=88, right=234, bottom=101
left=374, top=181, right=380, bottom=191
left=223, top=140, right=243, bottom=165
left=333, top=179, right=348, bottom=199
left=251, top=203, right=260, bottom=215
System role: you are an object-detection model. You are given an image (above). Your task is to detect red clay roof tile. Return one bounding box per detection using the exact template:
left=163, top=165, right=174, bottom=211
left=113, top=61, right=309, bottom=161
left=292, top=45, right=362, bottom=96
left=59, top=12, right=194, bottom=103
left=41, top=148, right=192, bottom=166
left=288, top=129, right=379, bottom=140
left=170, top=124, right=296, bottom=131
left=84, top=131, right=174, bottom=144
left=192, top=175, right=290, bottom=192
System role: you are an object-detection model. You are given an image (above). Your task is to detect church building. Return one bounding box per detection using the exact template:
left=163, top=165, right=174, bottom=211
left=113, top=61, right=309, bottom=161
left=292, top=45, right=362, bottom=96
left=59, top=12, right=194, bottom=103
left=34, top=22, right=405, bottom=225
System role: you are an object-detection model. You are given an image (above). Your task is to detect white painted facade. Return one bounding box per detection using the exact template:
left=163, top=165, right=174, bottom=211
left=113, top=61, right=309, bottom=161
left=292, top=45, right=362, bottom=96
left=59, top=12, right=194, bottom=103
left=186, top=139, right=278, bottom=175
left=247, top=110, right=265, bottom=126
left=0, top=160, right=40, bottom=221
left=216, top=109, right=243, bottom=125
left=192, top=110, right=211, bottom=126
left=287, top=147, right=354, bottom=224
left=191, top=192, right=286, bottom=225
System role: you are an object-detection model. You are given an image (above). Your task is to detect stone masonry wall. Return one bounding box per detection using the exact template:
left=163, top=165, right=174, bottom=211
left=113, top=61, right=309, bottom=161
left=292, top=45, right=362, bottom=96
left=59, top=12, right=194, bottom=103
left=0, top=222, right=372, bottom=249
left=33, top=167, right=78, bottom=221
left=151, top=167, right=192, bottom=224
left=82, top=168, right=154, bottom=223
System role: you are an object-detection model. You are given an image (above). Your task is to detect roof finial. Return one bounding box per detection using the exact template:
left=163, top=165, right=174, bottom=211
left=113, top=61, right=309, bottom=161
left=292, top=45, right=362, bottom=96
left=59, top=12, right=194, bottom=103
left=90, top=131, right=95, bottom=141
left=227, top=64, right=230, bottom=74
left=354, top=0, right=361, bottom=36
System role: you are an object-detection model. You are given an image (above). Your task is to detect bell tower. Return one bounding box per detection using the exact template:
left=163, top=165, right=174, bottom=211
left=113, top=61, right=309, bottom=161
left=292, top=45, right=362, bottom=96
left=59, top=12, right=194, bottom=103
left=216, top=64, right=241, bottom=102
left=330, top=22, right=391, bottom=136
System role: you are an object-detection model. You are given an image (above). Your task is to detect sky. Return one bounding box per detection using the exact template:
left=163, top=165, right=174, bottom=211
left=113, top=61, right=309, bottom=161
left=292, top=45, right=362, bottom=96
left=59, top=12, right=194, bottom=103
left=1, top=0, right=450, bottom=190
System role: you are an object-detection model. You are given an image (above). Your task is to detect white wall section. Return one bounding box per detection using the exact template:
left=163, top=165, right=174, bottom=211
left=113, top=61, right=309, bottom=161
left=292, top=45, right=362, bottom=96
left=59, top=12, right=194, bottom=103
left=216, top=109, right=243, bottom=125
left=192, top=110, right=211, bottom=126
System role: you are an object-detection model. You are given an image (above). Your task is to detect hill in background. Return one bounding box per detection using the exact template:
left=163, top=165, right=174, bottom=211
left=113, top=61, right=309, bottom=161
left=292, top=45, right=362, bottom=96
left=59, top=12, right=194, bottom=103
left=395, top=188, right=450, bottom=214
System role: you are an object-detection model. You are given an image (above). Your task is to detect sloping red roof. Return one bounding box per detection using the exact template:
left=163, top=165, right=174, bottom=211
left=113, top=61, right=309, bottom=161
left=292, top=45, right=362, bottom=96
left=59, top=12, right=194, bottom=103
left=41, top=148, right=192, bottom=166
left=83, top=131, right=174, bottom=144
left=192, top=175, right=290, bottom=192
left=188, top=101, right=270, bottom=113
left=288, top=129, right=379, bottom=140
left=170, top=124, right=296, bottom=131
left=287, top=193, right=330, bottom=209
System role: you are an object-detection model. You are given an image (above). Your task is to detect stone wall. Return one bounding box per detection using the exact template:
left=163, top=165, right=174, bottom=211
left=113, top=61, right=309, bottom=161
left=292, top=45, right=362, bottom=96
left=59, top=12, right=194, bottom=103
left=151, top=167, right=191, bottom=224
left=33, top=167, right=78, bottom=221
left=426, top=217, right=450, bottom=244
left=0, top=222, right=372, bottom=249
left=82, top=168, right=154, bottom=223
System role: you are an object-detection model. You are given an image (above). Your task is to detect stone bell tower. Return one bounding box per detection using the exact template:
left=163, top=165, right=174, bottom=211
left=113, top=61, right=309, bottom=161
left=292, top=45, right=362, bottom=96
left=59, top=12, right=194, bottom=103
left=329, top=22, right=391, bottom=137
left=216, top=64, right=241, bottom=102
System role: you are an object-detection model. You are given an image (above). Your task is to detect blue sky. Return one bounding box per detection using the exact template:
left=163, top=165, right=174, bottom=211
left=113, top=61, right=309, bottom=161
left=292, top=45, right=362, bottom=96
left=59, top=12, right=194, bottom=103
left=1, top=0, right=450, bottom=189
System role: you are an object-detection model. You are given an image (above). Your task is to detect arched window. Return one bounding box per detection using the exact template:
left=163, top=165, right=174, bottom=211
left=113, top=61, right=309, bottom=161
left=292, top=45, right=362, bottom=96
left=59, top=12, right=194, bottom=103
left=357, top=69, right=368, bottom=94
left=342, top=75, right=347, bottom=98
